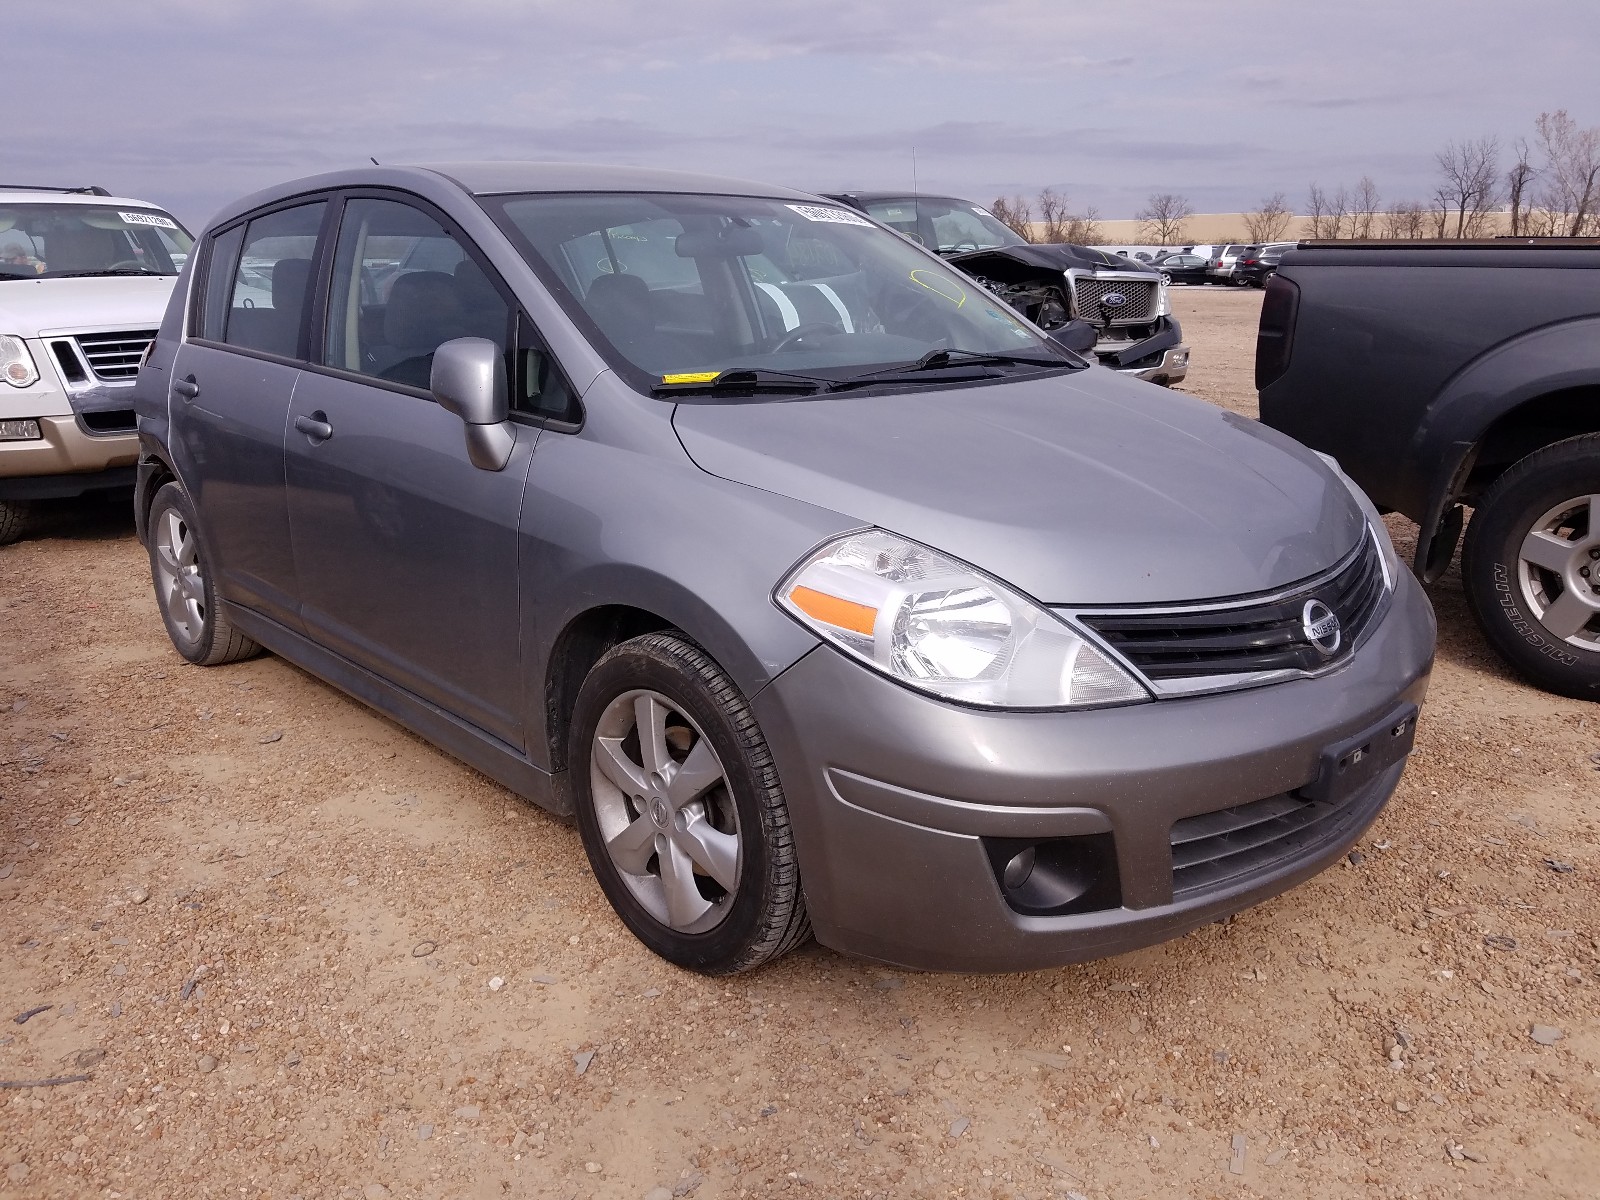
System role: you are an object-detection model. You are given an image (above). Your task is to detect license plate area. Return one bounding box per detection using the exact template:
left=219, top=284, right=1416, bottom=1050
left=1297, top=704, right=1419, bottom=805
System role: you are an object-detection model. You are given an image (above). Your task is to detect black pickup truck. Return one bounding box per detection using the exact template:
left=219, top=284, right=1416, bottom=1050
left=1258, top=240, right=1600, bottom=699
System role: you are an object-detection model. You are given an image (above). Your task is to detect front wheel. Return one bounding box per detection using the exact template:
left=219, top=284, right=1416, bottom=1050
left=570, top=632, right=811, bottom=974
left=1461, top=434, right=1600, bottom=699
left=146, top=482, right=261, bottom=666
left=0, top=499, right=29, bottom=546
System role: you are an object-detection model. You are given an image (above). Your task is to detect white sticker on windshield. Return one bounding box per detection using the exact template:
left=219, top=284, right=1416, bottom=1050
left=119, top=211, right=177, bottom=229
left=786, top=204, right=873, bottom=227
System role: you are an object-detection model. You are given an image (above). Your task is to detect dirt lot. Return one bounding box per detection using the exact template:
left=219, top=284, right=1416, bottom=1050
left=2, top=288, right=1596, bottom=1200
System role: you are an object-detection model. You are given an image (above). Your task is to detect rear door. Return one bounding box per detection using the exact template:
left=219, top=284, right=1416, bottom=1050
left=169, top=199, right=330, bottom=627
left=284, top=193, right=534, bottom=747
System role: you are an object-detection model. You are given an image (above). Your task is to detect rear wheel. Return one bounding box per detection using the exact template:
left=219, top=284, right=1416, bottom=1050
left=1462, top=434, right=1600, bottom=699
left=146, top=482, right=261, bottom=666
left=570, top=632, right=810, bottom=974
left=0, top=499, right=29, bottom=546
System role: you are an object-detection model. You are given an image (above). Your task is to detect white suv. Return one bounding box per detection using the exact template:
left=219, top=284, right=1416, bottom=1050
left=0, top=186, right=192, bottom=543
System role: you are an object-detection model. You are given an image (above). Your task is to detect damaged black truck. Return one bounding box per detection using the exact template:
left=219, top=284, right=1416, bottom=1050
left=828, top=193, right=1189, bottom=386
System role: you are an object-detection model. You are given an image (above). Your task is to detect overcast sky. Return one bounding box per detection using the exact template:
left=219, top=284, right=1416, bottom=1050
left=8, top=0, right=1595, bottom=228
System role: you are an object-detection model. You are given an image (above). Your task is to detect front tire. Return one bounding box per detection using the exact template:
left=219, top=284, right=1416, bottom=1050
left=146, top=482, right=261, bottom=666
left=570, top=632, right=810, bottom=974
left=1461, top=434, right=1600, bottom=699
left=0, top=499, right=29, bottom=546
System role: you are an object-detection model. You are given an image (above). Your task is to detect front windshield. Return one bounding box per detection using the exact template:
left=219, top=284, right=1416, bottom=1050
left=861, top=197, right=1026, bottom=254
left=489, top=192, right=1059, bottom=390
left=0, top=203, right=193, bottom=279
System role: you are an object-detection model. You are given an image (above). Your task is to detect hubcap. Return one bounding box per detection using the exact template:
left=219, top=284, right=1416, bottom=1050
left=589, top=689, right=741, bottom=934
left=154, top=508, right=206, bottom=641
left=1516, top=494, right=1600, bottom=650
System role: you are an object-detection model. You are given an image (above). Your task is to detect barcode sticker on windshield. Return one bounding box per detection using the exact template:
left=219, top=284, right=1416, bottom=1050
left=119, top=211, right=177, bottom=229
left=786, top=204, right=873, bottom=227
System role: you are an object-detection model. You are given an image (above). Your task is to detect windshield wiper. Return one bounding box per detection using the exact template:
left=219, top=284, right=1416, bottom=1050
left=837, top=346, right=1079, bottom=385
left=651, top=367, right=834, bottom=396
left=35, top=268, right=170, bottom=279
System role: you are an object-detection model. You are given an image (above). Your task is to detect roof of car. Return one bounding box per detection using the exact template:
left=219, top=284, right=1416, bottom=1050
left=0, top=188, right=172, bottom=209
left=827, top=191, right=967, bottom=205
left=420, top=161, right=818, bottom=200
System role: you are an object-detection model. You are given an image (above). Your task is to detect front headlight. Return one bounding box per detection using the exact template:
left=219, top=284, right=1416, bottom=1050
left=1, top=335, right=39, bottom=388
left=1153, top=277, right=1171, bottom=317
left=776, top=529, right=1148, bottom=709
left=1316, top=451, right=1401, bottom=589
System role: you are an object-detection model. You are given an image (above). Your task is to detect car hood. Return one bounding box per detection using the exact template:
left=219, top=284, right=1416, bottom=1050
left=672, top=370, right=1366, bottom=605
left=0, top=275, right=177, bottom=337
left=949, top=243, right=1156, bottom=276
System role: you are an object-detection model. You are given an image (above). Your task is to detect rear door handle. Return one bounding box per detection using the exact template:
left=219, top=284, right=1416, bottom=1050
left=172, top=376, right=199, bottom=399
left=294, top=412, right=334, bottom=443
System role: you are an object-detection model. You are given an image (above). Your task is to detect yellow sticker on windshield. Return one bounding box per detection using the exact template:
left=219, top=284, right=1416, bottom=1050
left=661, top=372, right=721, bottom=385
left=910, top=269, right=966, bottom=307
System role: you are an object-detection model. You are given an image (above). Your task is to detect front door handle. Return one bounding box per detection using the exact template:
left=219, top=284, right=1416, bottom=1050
left=172, top=376, right=199, bottom=399
left=294, top=412, right=334, bottom=443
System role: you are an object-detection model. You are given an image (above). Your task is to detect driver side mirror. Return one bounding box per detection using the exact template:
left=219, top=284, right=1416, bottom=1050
left=1047, top=319, right=1100, bottom=356
left=431, top=337, right=515, bottom=472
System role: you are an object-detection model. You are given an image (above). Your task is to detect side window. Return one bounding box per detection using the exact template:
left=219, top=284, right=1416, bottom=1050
left=515, top=314, right=579, bottom=424
left=199, top=224, right=244, bottom=340
left=222, top=202, right=326, bottom=358
left=324, top=198, right=510, bottom=391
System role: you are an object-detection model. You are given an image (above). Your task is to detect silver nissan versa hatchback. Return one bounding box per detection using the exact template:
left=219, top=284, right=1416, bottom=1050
left=133, top=164, right=1435, bottom=974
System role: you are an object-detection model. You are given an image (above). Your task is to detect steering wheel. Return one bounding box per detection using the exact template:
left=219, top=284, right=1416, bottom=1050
left=770, top=322, right=840, bottom=353
left=106, top=260, right=150, bottom=272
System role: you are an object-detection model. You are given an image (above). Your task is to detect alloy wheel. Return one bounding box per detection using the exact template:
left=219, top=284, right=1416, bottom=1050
left=589, top=688, right=742, bottom=934
left=154, top=507, right=206, bottom=641
left=1516, top=494, right=1600, bottom=649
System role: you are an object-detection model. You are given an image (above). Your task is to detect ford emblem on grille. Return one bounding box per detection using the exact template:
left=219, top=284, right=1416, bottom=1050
left=1301, top=599, right=1341, bottom=656
left=1100, top=291, right=1127, bottom=309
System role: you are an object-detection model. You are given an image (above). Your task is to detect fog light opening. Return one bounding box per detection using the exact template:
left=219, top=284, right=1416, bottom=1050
left=1002, top=846, right=1036, bottom=890
left=985, top=833, right=1122, bottom=917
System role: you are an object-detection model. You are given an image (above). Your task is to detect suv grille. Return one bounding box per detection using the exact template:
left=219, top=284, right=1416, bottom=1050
left=1068, top=276, right=1159, bottom=323
left=1170, top=784, right=1371, bottom=897
left=1077, top=537, right=1386, bottom=684
left=70, top=330, right=156, bottom=381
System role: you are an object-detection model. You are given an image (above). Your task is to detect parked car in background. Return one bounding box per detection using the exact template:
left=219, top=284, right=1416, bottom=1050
left=1234, top=242, right=1296, bottom=287
left=133, top=162, right=1432, bottom=975
left=1258, top=238, right=1600, bottom=698
left=1208, top=243, right=1250, bottom=283
left=1154, top=252, right=1213, bottom=286
left=0, top=184, right=192, bottom=543
left=827, top=192, right=1188, bottom=385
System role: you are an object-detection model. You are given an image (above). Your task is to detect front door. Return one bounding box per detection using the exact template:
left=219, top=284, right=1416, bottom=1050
left=284, top=195, right=532, bottom=747
left=170, top=199, right=328, bottom=628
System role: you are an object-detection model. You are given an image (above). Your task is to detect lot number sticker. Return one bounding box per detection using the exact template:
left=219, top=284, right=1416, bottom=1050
left=786, top=204, right=873, bottom=227
left=118, top=211, right=178, bottom=229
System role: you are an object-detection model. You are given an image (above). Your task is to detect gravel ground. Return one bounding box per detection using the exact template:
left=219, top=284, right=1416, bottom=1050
left=2, top=288, right=1597, bottom=1200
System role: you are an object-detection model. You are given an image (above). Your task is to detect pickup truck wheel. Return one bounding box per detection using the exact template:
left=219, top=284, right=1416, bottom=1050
left=0, top=499, right=29, bottom=546
left=570, top=632, right=811, bottom=974
left=1462, top=434, right=1600, bottom=699
left=146, top=482, right=261, bottom=667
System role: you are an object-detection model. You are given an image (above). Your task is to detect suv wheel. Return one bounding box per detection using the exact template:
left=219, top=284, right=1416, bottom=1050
left=570, top=632, right=811, bottom=974
left=1462, top=433, right=1600, bottom=699
left=146, top=482, right=261, bottom=666
left=0, top=499, right=29, bottom=546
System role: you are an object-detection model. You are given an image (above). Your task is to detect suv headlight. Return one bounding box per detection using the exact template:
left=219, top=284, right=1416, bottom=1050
left=1153, top=277, right=1171, bottom=318
left=776, top=529, right=1148, bottom=709
left=1, top=335, right=39, bottom=388
left=1316, top=451, right=1401, bottom=589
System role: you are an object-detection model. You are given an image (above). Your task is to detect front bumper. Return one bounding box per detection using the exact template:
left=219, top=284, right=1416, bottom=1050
left=1117, top=346, right=1189, bottom=386
left=753, top=570, right=1434, bottom=972
left=0, top=415, right=138, bottom=499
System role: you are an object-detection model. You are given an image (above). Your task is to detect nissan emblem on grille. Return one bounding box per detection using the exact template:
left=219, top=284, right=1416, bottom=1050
left=1301, top=599, right=1342, bottom=655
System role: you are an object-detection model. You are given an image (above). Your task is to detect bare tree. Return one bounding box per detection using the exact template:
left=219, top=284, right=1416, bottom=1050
left=1243, top=192, right=1293, bottom=243
left=1381, top=200, right=1428, bottom=240
left=1505, top=137, right=1537, bottom=237
left=1136, top=193, right=1194, bottom=244
left=1034, top=187, right=1071, bottom=243
left=1062, top=206, right=1103, bottom=245
left=1534, top=110, right=1600, bottom=236
left=1435, top=136, right=1502, bottom=238
left=1351, top=176, right=1381, bottom=239
left=989, top=195, right=1036, bottom=242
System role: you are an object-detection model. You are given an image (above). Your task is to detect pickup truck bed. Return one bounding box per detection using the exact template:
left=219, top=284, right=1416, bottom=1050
left=1257, top=239, right=1600, bottom=699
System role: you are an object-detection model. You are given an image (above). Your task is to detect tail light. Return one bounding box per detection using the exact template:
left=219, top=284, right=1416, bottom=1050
left=1255, top=274, right=1300, bottom=389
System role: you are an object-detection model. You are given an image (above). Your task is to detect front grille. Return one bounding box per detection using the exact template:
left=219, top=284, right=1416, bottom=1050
left=1170, top=785, right=1369, bottom=897
left=71, top=330, right=156, bottom=381
left=1078, top=537, right=1386, bottom=685
left=1068, top=275, right=1159, bottom=323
